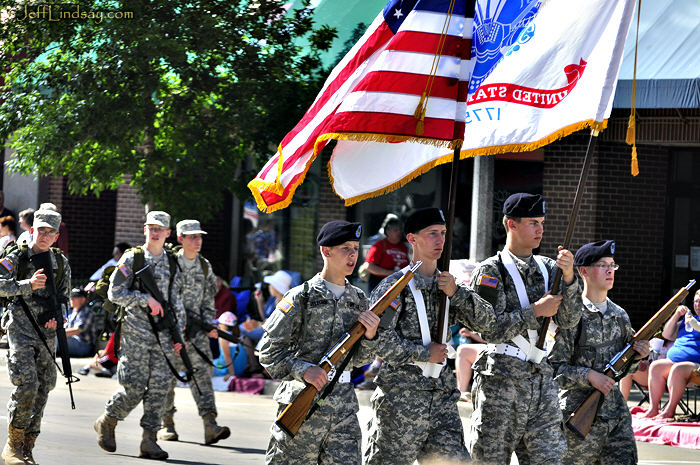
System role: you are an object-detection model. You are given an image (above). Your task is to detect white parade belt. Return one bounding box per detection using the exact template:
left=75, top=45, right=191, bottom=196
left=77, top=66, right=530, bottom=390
left=327, top=369, right=351, bottom=383
left=486, top=343, right=527, bottom=362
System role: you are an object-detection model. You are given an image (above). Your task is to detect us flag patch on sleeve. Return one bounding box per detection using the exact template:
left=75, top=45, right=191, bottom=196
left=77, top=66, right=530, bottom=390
left=277, top=299, right=293, bottom=314
left=0, top=258, right=13, bottom=272
left=118, top=264, right=131, bottom=278
left=389, top=299, right=400, bottom=309
left=479, top=275, right=499, bottom=288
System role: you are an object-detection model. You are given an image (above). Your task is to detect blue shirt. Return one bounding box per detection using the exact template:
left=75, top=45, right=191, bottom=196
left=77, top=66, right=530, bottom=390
left=65, top=305, right=95, bottom=346
left=667, top=316, right=700, bottom=364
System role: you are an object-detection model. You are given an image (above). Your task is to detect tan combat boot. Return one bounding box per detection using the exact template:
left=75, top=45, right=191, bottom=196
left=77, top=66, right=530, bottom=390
left=93, top=413, right=118, bottom=452
left=1, top=424, right=27, bottom=465
left=202, top=412, right=231, bottom=445
left=157, top=415, right=178, bottom=441
left=138, top=429, right=168, bottom=460
left=22, top=433, right=37, bottom=465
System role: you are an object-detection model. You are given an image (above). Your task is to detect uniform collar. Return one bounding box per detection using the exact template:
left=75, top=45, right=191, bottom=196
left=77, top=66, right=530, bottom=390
left=409, top=261, right=438, bottom=290
left=582, top=295, right=611, bottom=317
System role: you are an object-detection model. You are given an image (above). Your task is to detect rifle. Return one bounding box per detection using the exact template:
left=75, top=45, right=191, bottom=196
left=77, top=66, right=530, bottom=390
left=30, top=251, right=78, bottom=409
left=276, top=261, right=422, bottom=437
left=186, top=315, right=239, bottom=345
left=566, top=280, right=696, bottom=438
left=134, top=265, right=201, bottom=395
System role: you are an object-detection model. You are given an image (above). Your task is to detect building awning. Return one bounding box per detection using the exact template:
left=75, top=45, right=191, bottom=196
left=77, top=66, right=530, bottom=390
left=613, top=0, right=700, bottom=108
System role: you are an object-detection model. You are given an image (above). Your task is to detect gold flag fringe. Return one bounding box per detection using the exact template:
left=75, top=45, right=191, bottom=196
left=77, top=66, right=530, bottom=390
left=626, top=0, right=642, bottom=177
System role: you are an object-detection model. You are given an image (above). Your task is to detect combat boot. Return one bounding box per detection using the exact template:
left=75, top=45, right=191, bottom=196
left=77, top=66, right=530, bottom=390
left=23, top=433, right=38, bottom=465
left=157, top=415, right=178, bottom=441
left=202, top=412, right=231, bottom=445
left=138, top=429, right=168, bottom=460
left=93, top=413, right=118, bottom=452
left=1, top=424, right=27, bottom=465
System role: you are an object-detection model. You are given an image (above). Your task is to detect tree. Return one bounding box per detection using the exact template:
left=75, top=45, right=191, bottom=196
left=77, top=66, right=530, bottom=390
left=0, top=0, right=336, bottom=219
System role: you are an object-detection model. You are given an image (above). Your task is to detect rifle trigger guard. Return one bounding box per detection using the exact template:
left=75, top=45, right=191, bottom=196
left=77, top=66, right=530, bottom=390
left=320, top=355, right=335, bottom=372
left=605, top=343, right=631, bottom=377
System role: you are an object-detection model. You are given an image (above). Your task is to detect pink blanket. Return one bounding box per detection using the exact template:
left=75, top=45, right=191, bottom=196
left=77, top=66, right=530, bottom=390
left=631, top=406, right=700, bottom=449
left=227, top=376, right=266, bottom=395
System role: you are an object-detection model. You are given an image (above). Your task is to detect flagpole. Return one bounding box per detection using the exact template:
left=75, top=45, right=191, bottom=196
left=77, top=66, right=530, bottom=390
left=535, top=128, right=599, bottom=349
left=435, top=145, right=461, bottom=343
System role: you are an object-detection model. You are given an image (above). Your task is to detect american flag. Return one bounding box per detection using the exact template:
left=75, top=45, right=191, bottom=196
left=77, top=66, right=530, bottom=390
left=249, top=0, right=475, bottom=213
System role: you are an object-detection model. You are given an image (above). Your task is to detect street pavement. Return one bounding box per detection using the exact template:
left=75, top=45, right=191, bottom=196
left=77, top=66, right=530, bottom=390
left=0, top=352, right=698, bottom=464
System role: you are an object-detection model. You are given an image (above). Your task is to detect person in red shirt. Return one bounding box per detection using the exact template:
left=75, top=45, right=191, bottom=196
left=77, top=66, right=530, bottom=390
left=364, top=217, right=409, bottom=292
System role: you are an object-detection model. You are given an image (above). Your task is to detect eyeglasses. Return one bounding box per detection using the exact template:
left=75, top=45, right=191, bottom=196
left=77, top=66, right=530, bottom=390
left=590, top=263, right=619, bottom=271
left=36, top=228, right=58, bottom=237
left=147, top=227, right=169, bottom=233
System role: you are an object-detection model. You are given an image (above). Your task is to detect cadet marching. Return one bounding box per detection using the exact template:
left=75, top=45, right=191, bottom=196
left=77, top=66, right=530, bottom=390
left=0, top=198, right=654, bottom=465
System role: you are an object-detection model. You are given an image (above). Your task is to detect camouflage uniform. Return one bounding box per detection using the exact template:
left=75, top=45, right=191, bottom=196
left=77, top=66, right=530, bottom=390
left=549, top=297, right=639, bottom=465
left=468, top=251, right=582, bottom=465
left=163, top=251, right=217, bottom=417
left=259, top=274, right=377, bottom=465
left=0, top=247, right=70, bottom=435
left=103, top=247, right=185, bottom=431
left=364, top=265, right=494, bottom=465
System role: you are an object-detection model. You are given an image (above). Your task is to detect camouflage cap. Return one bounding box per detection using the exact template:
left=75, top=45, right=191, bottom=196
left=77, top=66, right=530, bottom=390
left=176, top=219, right=207, bottom=236
left=144, top=210, right=171, bottom=228
left=33, top=209, right=61, bottom=231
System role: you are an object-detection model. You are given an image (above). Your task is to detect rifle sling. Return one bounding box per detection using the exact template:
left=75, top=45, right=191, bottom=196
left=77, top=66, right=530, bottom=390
left=305, top=343, right=360, bottom=422
left=15, top=296, right=68, bottom=378
left=145, top=312, right=191, bottom=384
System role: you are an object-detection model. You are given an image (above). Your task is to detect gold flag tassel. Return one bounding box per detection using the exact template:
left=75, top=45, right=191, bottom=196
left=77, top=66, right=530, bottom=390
left=414, top=0, right=457, bottom=136
left=626, top=0, right=642, bottom=177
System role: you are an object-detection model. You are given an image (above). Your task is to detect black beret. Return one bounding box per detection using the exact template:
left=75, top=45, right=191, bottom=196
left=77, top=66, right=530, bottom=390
left=503, top=193, right=546, bottom=218
left=404, top=208, right=446, bottom=234
left=317, top=221, right=362, bottom=246
left=574, top=240, right=616, bottom=266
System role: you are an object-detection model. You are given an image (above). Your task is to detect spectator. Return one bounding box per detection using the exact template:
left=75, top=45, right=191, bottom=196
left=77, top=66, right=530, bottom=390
left=643, top=289, right=700, bottom=419
left=213, top=312, right=248, bottom=379
left=39, top=202, right=68, bottom=255
left=16, top=208, right=34, bottom=245
left=79, top=331, right=118, bottom=377
left=0, top=215, right=17, bottom=252
left=364, top=216, right=409, bottom=292
left=89, top=242, right=131, bottom=281
left=253, top=270, right=292, bottom=320
left=0, top=191, right=16, bottom=219
left=620, top=338, right=672, bottom=400
left=455, top=328, right=487, bottom=402
left=64, top=288, right=96, bottom=357
left=214, top=275, right=236, bottom=319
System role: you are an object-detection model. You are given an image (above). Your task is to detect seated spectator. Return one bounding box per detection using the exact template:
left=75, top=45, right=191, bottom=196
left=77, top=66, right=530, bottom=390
left=214, top=275, right=236, bottom=319
left=64, top=288, right=96, bottom=357
left=79, top=330, right=118, bottom=377
left=89, top=242, right=131, bottom=281
left=253, top=270, right=292, bottom=320
left=213, top=312, right=248, bottom=379
left=620, top=337, right=672, bottom=400
left=0, top=215, right=17, bottom=252
left=16, top=208, right=34, bottom=245
left=455, top=328, right=487, bottom=402
left=644, top=290, right=700, bottom=419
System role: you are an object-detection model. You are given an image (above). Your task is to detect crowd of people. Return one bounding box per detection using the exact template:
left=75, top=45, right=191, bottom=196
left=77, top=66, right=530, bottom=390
left=0, top=192, right=696, bottom=465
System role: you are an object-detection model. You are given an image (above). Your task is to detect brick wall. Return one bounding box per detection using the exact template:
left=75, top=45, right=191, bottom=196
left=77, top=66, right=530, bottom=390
left=61, top=179, right=117, bottom=281
left=199, top=193, right=233, bottom=279
left=44, top=175, right=64, bottom=211
left=114, top=178, right=147, bottom=247
left=315, top=149, right=350, bottom=271
left=543, top=131, right=671, bottom=329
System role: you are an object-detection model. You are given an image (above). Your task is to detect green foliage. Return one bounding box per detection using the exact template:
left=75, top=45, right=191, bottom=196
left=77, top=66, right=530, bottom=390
left=0, top=0, right=336, bottom=219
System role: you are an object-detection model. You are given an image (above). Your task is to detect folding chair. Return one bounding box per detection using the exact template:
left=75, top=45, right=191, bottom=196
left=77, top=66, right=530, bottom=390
left=632, top=380, right=649, bottom=407
left=677, top=370, right=700, bottom=418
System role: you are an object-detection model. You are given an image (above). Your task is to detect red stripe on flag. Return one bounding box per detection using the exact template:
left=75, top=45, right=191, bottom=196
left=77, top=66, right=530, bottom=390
left=330, top=112, right=461, bottom=141
left=277, top=21, right=395, bottom=150
left=352, top=71, right=468, bottom=101
left=386, top=31, right=471, bottom=60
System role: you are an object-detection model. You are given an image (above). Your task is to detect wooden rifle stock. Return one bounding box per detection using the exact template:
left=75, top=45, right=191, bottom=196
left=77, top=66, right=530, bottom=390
left=566, top=280, right=696, bottom=438
left=275, top=261, right=422, bottom=437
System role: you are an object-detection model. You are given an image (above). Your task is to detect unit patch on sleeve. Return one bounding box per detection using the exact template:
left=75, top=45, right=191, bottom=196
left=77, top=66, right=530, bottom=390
left=277, top=299, right=293, bottom=314
left=0, top=258, right=14, bottom=272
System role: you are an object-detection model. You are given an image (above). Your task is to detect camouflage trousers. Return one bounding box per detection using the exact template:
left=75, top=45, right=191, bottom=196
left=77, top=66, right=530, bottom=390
left=560, top=412, right=637, bottom=465
left=6, top=332, right=57, bottom=435
left=266, top=383, right=361, bottom=465
left=364, top=385, right=470, bottom=465
left=468, top=371, right=566, bottom=465
left=163, top=332, right=216, bottom=418
left=104, top=326, right=173, bottom=431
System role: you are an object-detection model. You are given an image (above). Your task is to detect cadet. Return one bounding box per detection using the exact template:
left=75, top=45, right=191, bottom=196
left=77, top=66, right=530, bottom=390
left=94, top=211, right=186, bottom=460
left=158, top=219, right=230, bottom=444
left=468, top=193, right=581, bottom=465
left=0, top=209, right=70, bottom=465
left=549, top=240, right=649, bottom=465
left=259, top=220, right=380, bottom=465
left=364, top=208, right=494, bottom=465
